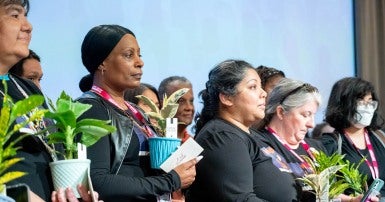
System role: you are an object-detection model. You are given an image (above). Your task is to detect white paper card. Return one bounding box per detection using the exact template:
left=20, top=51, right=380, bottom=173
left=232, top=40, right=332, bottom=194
left=77, top=143, right=87, bottom=160
left=160, top=138, right=203, bottom=172
left=165, top=118, right=178, bottom=138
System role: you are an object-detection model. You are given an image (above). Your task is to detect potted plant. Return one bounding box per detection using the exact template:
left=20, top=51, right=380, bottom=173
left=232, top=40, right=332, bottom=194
left=299, top=149, right=368, bottom=202
left=43, top=91, right=116, bottom=197
left=136, top=88, right=189, bottom=168
left=0, top=82, right=47, bottom=201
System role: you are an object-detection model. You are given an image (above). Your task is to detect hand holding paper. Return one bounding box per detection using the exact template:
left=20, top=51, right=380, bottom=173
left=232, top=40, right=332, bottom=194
left=160, top=138, right=203, bottom=173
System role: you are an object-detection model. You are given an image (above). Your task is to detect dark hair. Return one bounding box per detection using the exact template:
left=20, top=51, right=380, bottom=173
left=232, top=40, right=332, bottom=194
left=325, top=77, right=384, bottom=132
left=255, top=65, right=285, bottom=90
left=79, top=25, right=135, bottom=92
left=9, top=49, right=40, bottom=76
left=194, top=59, right=255, bottom=134
left=79, top=74, right=93, bottom=92
left=0, top=0, right=29, bottom=14
left=158, top=76, right=191, bottom=102
left=124, top=83, right=159, bottom=105
left=81, top=24, right=135, bottom=75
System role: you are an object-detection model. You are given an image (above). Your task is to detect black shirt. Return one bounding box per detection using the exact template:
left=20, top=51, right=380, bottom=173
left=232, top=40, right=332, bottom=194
left=1, top=75, right=55, bottom=201
left=186, top=119, right=298, bottom=202
left=78, top=96, right=180, bottom=202
left=322, top=130, right=385, bottom=196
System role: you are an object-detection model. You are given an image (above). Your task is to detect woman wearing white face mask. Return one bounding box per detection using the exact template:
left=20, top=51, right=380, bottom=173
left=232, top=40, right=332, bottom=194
left=322, top=77, right=385, bottom=201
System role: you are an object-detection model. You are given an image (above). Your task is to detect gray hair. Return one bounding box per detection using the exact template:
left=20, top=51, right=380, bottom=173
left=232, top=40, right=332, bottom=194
left=263, top=78, right=321, bottom=125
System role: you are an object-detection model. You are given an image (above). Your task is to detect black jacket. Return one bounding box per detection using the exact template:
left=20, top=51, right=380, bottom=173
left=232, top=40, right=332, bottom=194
left=77, top=91, right=181, bottom=202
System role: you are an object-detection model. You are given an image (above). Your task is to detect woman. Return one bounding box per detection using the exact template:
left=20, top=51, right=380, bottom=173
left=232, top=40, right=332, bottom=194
left=124, top=82, right=160, bottom=113
left=322, top=77, right=385, bottom=201
left=0, top=1, right=97, bottom=201
left=255, top=65, right=285, bottom=95
left=256, top=78, right=327, bottom=200
left=77, top=24, right=197, bottom=202
left=9, top=49, right=43, bottom=89
left=186, top=59, right=299, bottom=201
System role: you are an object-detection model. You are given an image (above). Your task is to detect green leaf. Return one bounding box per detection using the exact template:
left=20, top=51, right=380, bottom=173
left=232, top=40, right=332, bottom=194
left=0, top=105, right=11, bottom=136
left=80, top=132, right=101, bottom=147
left=0, top=171, right=27, bottom=185
left=47, top=132, right=67, bottom=144
left=45, top=110, right=77, bottom=129
left=160, top=103, right=179, bottom=119
left=0, top=158, right=24, bottom=176
left=9, top=95, right=45, bottom=123
left=135, top=95, right=160, bottom=114
left=166, top=88, right=189, bottom=105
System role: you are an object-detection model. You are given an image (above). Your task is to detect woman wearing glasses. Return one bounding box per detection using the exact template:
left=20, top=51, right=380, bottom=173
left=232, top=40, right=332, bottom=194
left=322, top=77, right=385, bottom=201
left=255, top=78, right=327, bottom=201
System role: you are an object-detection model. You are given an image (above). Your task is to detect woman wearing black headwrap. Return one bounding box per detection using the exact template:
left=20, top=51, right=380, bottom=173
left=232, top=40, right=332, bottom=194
left=76, top=25, right=197, bottom=202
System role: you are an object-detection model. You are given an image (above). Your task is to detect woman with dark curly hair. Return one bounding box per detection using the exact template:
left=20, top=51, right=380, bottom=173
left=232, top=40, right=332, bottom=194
left=321, top=77, right=385, bottom=201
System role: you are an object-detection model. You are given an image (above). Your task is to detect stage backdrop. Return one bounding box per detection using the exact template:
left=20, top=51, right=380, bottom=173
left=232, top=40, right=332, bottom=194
left=28, top=0, right=354, bottom=133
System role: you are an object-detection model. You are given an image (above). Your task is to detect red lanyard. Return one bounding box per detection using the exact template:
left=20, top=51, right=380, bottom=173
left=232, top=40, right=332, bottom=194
left=91, top=85, right=155, bottom=138
left=344, top=129, right=379, bottom=179
left=266, top=127, right=316, bottom=167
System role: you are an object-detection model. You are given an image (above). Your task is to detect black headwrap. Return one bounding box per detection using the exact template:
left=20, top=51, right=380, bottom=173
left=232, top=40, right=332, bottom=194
left=81, top=24, right=135, bottom=74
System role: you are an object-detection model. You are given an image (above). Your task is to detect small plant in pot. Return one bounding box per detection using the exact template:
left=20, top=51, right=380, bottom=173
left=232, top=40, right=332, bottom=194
left=43, top=91, right=116, bottom=197
left=0, top=82, right=47, bottom=201
left=136, top=88, right=189, bottom=169
left=298, top=149, right=368, bottom=202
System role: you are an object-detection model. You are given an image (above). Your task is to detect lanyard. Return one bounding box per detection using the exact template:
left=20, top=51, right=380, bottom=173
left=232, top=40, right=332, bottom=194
left=0, top=73, right=9, bottom=81
left=344, top=129, right=379, bottom=179
left=91, top=85, right=155, bottom=138
left=266, top=127, right=315, bottom=172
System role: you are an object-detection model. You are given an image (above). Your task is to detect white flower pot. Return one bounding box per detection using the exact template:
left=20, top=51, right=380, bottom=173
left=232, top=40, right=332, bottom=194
left=49, top=159, right=90, bottom=198
left=0, top=195, right=15, bottom=202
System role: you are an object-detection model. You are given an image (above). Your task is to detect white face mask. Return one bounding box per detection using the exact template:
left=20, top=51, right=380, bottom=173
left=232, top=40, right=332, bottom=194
left=352, top=104, right=376, bottom=128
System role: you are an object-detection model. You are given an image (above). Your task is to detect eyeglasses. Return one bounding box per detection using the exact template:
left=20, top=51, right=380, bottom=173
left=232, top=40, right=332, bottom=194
left=279, top=83, right=317, bottom=104
left=357, top=99, right=378, bottom=109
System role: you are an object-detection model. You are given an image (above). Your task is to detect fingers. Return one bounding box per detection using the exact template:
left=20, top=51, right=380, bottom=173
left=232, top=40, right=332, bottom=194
left=77, top=184, right=91, bottom=201
left=51, top=190, right=58, bottom=202
left=51, top=188, right=69, bottom=202
left=182, top=158, right=198, bottom=169
left=65, top=187, right=78, bottom=199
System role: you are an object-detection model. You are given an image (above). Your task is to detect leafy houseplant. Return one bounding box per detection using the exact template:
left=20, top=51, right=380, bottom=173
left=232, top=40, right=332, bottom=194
left=135, top=88, right=189, bottom=137
left=136, top=88, right=189, bottom=169
left=44, top=91, right=116, bottom=159
left=43, top=91, right=116, bottom=197
left=299, top=149, right=368, bottom=201
left=0, top=81, right=47, bottom=197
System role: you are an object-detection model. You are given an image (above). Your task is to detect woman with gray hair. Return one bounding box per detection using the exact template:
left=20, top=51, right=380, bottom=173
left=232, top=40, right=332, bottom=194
left=256, top=78, right=326, bottom=201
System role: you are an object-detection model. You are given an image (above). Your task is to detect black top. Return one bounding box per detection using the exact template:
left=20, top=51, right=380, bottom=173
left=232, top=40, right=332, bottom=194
left=257, top=128, right=327, bottom=201
left=78, top=96, right=180, bottom=202
left=186, top=119, right=298, bottom=202
left=1, top=75, right=55, bottom=201
left=322, top=130, right=385, bottom=196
